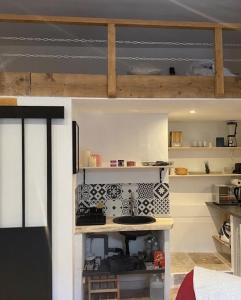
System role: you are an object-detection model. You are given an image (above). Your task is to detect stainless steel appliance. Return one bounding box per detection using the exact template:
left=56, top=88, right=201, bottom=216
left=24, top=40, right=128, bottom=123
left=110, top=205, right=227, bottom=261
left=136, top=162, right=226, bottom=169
left=227, top=121, right=238, bottom=147
left=212, top=184, right=238, bottom=205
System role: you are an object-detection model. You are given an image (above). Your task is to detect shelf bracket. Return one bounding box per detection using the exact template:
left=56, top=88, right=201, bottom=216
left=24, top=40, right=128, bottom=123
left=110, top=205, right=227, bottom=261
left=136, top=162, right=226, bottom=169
left=160, top=168, right=164, bottom=183
left=83, top=168, right=86, bottom=185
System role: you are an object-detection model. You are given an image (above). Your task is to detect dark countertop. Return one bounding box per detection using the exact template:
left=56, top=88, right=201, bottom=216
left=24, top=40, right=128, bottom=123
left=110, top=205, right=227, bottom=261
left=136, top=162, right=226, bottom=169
left=206, top=202, right=241, bottom=218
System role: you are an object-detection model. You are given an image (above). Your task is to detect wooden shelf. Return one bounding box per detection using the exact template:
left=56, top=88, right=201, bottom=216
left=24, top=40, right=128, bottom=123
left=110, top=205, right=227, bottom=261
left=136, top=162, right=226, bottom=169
left=79, top=166, right=170, bottom=170
left=212, top=235, right=231, bottom=249
left=170, top=173, right=241, bottom=178
left=83, top=268, right=164, bottom=277
left=169, top=147, right=241, bottom=150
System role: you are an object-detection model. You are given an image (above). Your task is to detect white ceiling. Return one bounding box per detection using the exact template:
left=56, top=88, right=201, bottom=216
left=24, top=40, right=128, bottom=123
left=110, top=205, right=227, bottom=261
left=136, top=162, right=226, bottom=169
left=0, top=0, right=241, bottom=40
left=0, top=0, right=241, bottom=22
left=73, top=98, right=241, bottom=121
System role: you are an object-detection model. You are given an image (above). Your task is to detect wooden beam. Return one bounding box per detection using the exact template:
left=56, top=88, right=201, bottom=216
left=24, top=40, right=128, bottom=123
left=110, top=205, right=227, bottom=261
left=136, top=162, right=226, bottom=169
left=0, top=72, right=30, bottom=96
left=30, top=73, right=107, bottom=97
left=117, top=75, right=215, bottom=98
left=0, top=13, right=222, bottom=29
left=214, top=26, right=224, bottom=97
left=1, top=72, right=241, bottom=99
left=107, top=24, right=116, bottom=97
left=224, top=77, right=241, bottom=97
left=0, top=97, right=17, bottom=106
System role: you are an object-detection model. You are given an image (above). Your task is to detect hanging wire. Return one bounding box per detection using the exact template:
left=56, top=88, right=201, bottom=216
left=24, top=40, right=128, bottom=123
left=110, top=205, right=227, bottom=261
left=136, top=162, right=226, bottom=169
left=0, top=36, right=241, bottom=48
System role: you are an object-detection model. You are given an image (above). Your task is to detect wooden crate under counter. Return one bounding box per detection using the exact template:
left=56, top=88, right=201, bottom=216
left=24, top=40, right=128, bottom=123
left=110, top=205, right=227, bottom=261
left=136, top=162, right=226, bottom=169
left=87, top=275, right=120, bottom=300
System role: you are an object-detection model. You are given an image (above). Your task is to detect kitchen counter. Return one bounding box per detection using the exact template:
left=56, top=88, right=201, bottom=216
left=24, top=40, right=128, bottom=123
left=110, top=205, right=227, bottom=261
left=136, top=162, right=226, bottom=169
left=75, top=217, right=173, bottom=234
left=206, top=202, right=241, bottom=218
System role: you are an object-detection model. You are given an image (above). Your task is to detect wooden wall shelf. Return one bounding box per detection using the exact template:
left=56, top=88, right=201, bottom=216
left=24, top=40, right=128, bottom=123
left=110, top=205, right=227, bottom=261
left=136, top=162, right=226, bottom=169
left=212, top=235, right=231, bottom=249
left=169, top=147, right=241, bottom=151
left=79, top=166, right=170, bottom=170
left=170, top=174, right=241, bottom=178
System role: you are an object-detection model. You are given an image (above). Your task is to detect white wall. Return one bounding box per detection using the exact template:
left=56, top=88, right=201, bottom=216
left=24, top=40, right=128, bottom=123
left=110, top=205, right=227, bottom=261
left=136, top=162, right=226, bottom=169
left=0, top=97, right=74, bottom=300
left=169, top=121, right=241, bottom=252
left=74, top=111, right=168, bottom=168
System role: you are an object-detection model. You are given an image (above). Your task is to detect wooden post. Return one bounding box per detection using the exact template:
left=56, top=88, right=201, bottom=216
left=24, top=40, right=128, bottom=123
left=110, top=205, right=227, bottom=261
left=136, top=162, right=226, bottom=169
left=214, top=26, right=224, bottom=97
left=107, top=23, right=116, bottom=97
left=0, top=97, right=17, bottom=106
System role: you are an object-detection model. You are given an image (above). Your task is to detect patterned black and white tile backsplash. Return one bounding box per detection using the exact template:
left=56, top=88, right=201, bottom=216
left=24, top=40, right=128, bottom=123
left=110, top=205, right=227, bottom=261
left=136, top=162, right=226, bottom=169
left=76, top=182, right=169, bottom=217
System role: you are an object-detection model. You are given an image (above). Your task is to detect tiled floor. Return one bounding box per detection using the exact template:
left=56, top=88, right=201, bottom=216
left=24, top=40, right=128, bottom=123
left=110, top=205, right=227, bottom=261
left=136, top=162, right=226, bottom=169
left=122, top=253, right=231, bottom=300
left=171, top=252, right=231, bottom=274
left=170, top=252, right=231, bottom=300
left=170, top=288, right=179, bottom=300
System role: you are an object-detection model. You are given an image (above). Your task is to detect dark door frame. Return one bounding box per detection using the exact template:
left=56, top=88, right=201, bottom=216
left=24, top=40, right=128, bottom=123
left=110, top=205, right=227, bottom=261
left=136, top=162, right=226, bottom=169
left=0, top=106, right=64, bottom=300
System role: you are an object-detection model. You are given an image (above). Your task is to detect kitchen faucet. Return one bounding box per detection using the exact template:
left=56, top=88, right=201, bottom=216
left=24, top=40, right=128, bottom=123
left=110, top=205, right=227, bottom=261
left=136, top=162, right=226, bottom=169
left=129, top=191, right=135, bottom=216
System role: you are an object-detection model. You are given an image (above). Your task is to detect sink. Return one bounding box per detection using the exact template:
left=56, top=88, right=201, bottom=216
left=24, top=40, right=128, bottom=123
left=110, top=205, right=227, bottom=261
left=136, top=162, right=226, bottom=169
left=113, top=215, right=156, bottom=225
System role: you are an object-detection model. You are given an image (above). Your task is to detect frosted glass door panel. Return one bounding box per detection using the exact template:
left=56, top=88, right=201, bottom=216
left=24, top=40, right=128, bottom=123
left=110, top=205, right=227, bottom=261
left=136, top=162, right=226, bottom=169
left=25, top=120, right=47, bottom=227
left=0, top=120, right=22, bottom=228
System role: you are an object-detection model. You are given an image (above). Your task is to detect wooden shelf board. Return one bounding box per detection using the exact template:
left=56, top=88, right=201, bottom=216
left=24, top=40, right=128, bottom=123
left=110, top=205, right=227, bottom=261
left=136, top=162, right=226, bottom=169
left=212, top=235, right=231, bottom=249
left=79, top=166, right=170, bottom=170
left=83, top=268, right=164, bottom=277
left=90, top=288, right=118, bottom=294
left=170, top=174, right=241, bottom=178
left=169, top=147, right=241, bottom=150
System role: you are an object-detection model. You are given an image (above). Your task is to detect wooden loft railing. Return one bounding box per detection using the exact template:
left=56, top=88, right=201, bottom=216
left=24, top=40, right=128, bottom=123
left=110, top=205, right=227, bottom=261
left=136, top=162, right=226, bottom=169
left=0, top=14, right=241, bottom=98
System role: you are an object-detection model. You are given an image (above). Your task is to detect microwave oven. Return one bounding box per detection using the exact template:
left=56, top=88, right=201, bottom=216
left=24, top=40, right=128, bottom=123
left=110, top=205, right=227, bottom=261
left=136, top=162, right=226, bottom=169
left=212, top=184, right=238, bottom=205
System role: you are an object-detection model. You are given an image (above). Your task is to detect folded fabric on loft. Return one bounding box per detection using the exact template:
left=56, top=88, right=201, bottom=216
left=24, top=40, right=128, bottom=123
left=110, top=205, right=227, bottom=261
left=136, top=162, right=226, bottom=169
left=187, top=61, right=235, bottom=76
left=193, top=266, right=241, bottom=300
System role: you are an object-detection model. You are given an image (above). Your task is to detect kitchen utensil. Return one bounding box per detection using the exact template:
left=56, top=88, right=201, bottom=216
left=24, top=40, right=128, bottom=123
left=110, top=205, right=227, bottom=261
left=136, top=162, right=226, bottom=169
left=227, top=121, right=238, bottom=147
left=204, top=161, right=210, bottom=174
left=110, top=160, right=117, bottom=167
left=233, top=163, right=241, bottom=174
left=234, top=186, right=241, bottom=202
left=175, top=167, right=188, bottom=175
left=118, top=160, right=124, bottom=167
left=216, top=137, right=225, bottom=147
left=127, top=161, right=136, bottom=167
left=141, top=161, right=156, bottom=166
left=231, top=179, right=241, bottom=186
left=85, top=256, right=96, bottom=271
left=170, top=131, right=183, bottom=147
